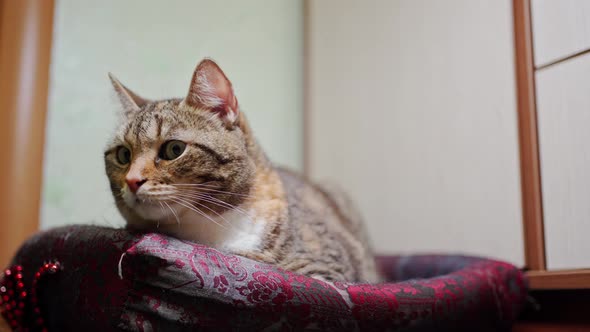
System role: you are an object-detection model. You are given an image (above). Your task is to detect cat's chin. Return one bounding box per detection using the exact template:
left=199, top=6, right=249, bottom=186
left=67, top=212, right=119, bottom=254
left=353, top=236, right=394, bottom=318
left=130, top=201, right=173, bottom=221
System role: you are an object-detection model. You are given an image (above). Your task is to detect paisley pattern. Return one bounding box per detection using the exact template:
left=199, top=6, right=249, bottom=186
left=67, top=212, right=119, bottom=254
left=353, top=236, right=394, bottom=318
left=1, top=226, right=527, bottom=331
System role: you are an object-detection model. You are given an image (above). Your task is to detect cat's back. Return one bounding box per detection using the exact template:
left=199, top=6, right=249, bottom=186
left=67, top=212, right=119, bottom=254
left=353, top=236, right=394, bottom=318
left=275, top=167, right=378, bottom=282
left=276, top=168, right=362, bottom=235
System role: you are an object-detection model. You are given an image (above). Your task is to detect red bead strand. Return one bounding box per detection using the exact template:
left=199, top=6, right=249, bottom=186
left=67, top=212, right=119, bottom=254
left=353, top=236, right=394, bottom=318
left=0, top=261, right=61, bottom=331
left=1, top=266, right=26, bottom=329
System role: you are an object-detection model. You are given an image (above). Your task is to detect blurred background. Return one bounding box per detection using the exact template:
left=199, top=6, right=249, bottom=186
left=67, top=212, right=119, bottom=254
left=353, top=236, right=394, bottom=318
left=2, top=0, right=590, bottom=286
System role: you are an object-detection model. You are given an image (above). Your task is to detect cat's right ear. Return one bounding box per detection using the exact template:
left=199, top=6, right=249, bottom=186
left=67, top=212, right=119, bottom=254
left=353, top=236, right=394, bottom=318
left=183, top=59, right=239, bottom=126
left=108, top=73, right=148, bottom=114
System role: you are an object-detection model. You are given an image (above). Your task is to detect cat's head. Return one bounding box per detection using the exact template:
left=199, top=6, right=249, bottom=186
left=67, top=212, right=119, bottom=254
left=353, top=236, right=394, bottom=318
left=104, top=59, right=257, bottom=228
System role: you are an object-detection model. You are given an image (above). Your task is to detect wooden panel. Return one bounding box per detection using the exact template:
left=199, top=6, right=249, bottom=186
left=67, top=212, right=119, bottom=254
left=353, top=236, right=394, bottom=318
left=308, top=0, right=524, bottom=265
left=0, top=0, right=54, bottom=267
left=527, top=270, right=590, bottom=289
left=513, top=0, right=546, bottom=270
left=535, top=53, right=590, bottom=270
left=531, top=0, right=590, bottom=68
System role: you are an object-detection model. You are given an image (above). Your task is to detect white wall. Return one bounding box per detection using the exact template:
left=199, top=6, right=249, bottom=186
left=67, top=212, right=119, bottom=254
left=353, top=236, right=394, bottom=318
left=532, top=0, right=590, bottom=66
left=308, top=0, right=524, bottom=265
left=41, top=0, right=303, bottom=229
left=536, top=54, right=590, bottom=270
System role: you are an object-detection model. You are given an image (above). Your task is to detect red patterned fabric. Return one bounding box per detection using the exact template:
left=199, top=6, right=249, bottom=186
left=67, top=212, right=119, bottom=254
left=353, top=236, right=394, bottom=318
left=1, top=226, right=527, bottom=331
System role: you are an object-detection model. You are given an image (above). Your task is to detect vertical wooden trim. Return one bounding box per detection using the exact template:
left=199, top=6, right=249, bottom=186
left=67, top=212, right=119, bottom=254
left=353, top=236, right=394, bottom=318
left=302, top=0, right=311, bottom=176
left=0, top=0, right=3, bottom=51
left=512, top=0, right=546, bottom=270
left=0, top=0, right=55, bottom=267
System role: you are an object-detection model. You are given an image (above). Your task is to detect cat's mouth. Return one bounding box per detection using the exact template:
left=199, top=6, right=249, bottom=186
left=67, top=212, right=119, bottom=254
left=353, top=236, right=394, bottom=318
left=122, top=188, right=182, bottom=222
left=122, top=185, right=232, bottom=225
left=130, top=198, right=181, bottom=222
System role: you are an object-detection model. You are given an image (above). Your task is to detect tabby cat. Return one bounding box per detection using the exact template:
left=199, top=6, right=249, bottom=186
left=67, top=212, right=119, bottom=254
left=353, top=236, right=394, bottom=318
left=104, top=59, right=378, bottom=282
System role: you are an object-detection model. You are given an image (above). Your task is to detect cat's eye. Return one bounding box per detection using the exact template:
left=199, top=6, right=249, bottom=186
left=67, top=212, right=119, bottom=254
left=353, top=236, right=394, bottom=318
left=160, top=140, right=187, bottom=160
left=116, top=146, right=131, bottom=165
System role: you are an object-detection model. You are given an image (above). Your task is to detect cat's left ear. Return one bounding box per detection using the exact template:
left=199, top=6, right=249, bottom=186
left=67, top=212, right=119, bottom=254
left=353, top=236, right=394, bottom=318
left=184, top=59, right=239, bottom=125
left=108, top=73, right=149, bottom=114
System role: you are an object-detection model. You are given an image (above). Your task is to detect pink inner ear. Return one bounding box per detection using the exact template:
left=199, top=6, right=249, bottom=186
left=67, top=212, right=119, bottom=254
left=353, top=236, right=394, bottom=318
left=187, top=60, right=239, bottom=118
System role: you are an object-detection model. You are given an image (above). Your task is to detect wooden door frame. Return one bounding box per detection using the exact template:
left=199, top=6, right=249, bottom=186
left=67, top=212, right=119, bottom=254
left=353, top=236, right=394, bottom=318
left=513, top=0, right=590, bottom=289
left=0, top=0, right=55, bottom=267
left=513, top=0, right=546, bottom=272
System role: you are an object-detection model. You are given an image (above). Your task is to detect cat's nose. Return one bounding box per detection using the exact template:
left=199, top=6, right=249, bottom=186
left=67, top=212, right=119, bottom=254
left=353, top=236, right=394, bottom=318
left=126, top=177, right=147, bottom=194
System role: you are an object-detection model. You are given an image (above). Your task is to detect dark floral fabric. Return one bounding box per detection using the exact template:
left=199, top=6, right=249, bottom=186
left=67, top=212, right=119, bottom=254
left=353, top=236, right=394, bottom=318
left=1, top=226, right=527, bottom=331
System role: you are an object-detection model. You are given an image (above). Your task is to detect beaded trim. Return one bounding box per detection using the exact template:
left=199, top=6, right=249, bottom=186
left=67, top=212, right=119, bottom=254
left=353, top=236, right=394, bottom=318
left=0, top=261, right=60, bottom=331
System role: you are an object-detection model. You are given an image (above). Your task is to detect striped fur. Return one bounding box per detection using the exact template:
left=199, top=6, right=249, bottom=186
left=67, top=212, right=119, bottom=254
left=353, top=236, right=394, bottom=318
left=104, top=59, right=378, bottom=282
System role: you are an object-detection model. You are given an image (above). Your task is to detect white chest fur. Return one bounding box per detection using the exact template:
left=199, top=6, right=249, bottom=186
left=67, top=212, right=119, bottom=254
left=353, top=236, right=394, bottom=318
left=166, top=206, right=267, bottom=252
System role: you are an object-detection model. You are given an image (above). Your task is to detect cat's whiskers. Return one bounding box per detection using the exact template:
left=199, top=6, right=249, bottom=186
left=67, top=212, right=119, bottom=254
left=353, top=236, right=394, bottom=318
left=173, top=181, right=218, bottom=187
left=173, top=189, right=235, bottom=207
left=163, top=201, right=180, bottom=226
left=171, top=193, right=254, bottom=229
left=171, top=184, right=253, bottom=198
left=132, top=185, right=253, bottom=229
left=168, top=197, right=229, bottom=230
left=157, top=202, right=166, bottom=228
left=171, top=181, right=217, bottom=188
left=170, top=195, right=237, bottom=230
left=138, top=191, right=178, bottom=202
left=173, top=190, right=253, bottom=220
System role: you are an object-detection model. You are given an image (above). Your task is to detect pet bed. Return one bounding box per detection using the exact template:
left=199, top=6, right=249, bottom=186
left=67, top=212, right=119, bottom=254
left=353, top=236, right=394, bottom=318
left=0, top=225, right=527, bottom=331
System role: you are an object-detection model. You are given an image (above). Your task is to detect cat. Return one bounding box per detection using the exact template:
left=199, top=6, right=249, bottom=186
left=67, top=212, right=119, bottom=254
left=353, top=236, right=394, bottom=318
left=104, top=59, right=378, bottom=282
